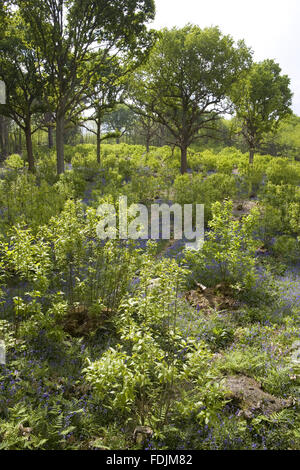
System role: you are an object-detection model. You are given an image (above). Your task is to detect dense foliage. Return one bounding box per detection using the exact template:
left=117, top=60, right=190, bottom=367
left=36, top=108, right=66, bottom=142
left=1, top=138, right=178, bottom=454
left=0, top=143, right=299, bottom=450
left=0, top=0, right=299, bottom=453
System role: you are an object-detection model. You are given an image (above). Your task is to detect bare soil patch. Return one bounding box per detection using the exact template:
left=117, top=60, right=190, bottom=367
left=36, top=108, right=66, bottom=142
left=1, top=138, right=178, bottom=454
left=186, top=282, right=240, bottom=314
left=224, top=374, right=293, bottom=419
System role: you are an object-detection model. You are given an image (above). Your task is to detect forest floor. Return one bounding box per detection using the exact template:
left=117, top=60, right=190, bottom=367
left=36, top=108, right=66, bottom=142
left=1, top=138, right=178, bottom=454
left=0, top=161, right=299, bottom=450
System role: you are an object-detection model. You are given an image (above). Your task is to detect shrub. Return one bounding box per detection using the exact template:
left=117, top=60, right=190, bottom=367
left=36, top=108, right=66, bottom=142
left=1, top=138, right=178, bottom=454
left=84, top=256, right=224, bottom=433
left=199, top=173, right=237, bottom=221
left=272, top=235, right=300, bottom=262
left=4, top=154, right=25, bottom=170
left=266, top=160, right=300, bottom=186
left=185, top=200, right=260, bottom=290
left=173, top=173, right=203, bottom=206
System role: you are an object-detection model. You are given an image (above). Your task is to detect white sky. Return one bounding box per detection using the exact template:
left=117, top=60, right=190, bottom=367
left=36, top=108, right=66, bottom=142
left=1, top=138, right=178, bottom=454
left=150, top=0, right=300, bottom=115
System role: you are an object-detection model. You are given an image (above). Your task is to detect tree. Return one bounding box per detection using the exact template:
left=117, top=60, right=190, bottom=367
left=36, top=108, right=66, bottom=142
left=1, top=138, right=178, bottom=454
left=0, top=1, right=8, bottom=40
left=103, top=104, right=137, bottom=144
left=0, top=1, right=10, bottom=159
left=44, top=112, right=55, bottom=149
left=0, top=115, right=9, bottom=158
left=17, top=0, right=156, bottom=174
left=128, top=25, right=251, bottom=174
left=0, top=14, right=46, bottom=172
left=135, top=114, right=158, bottom=152
left=81, top=56, right=125, bottom=164
left=231, top=59, right=292, bottom=164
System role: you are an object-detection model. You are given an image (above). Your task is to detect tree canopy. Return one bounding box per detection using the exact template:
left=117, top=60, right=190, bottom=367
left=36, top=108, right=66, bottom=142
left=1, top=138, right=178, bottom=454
left=14, top=0, right=156, bottom=173
left=231, top=59, right=293, bottom=163
left=128, top=25, right=252, bottom=173
left=0, top=12, right=46, bottom=171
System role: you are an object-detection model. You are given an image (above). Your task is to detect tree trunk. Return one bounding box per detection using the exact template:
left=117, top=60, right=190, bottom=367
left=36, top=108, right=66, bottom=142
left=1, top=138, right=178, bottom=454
left=18, top=127, right=22, bottom=154
left=180, top=145, right=188, bottom=174
left=0, top=115, right=9, bottom=158
left=96, top=118, right=101, bottom=164
left=146, top=133, right=150, bottom=153
left=56, top=113, right=65, bottom=175
left=48, top=125, right=54, bottom=149
left=25, top=122, right=35, bottom=173
left=249, top=147, right=255, bottom=164
left=14, top=129, right=19, bottom=153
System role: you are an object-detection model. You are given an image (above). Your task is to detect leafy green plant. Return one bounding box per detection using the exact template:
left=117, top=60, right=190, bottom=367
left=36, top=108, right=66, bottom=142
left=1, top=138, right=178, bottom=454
left=4, top=153, right=25, bottom=170
left=272, top=235, right=300, bottom=263
left=84, top=255, right=224, bottom=438
left=185, top=200, right=260, bottom=290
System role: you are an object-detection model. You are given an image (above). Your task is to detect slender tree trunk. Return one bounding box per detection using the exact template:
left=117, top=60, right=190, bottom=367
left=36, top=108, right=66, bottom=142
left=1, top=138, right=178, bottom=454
left=25, top=122, right=35, bottom=173
left=159, top=125, right=165, bottom=147
left=180, top=145, right=188, bottom=174
left=0, top=116, right=4, bottom=158
left=116, top=127, right=121, bottom=145
left=56, top=113, right=65, bottom=175
left=96, top=118, right=101, bottom=164
left=5, top=118, right=9, bottom=155
left=18, top=127, right=22, bottom=154
left=146, top=132, right=150, bottom=153
left=48, top=125, right=54, bottom=149
left=0, top=115, right=9, bottom=158
left=249, top=147, right=255, bottom=164
left=14, top=130, right=18, bottom=153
